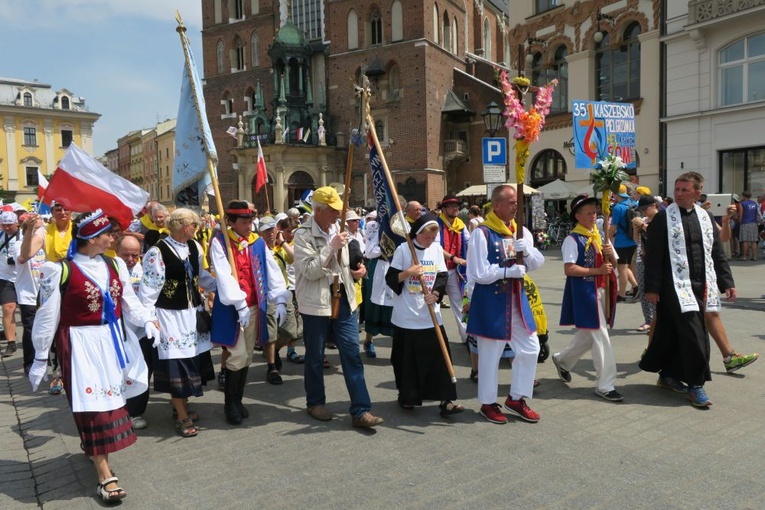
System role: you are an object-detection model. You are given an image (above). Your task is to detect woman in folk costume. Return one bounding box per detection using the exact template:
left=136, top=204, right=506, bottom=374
left=28, top=210, right=159, bottom=503
left=385, top=213, right=463, bottom=417
left=139, top=209, right=217, bottom=436
left=554, top=195, right=622, bottom=402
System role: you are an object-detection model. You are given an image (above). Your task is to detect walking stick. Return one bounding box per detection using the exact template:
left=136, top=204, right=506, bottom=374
left=362, top=81, right=457, bottom=383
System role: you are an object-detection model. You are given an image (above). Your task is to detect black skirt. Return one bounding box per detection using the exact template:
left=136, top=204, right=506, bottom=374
left=362, top=258, right=394, bottom=337
left=153, top=351, right=215, bottom=398
left=391, top=325, right=457, bottom=406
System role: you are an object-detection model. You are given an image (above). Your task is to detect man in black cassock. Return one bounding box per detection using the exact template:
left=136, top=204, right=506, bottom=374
left=639, top=172, right=736, bottom=408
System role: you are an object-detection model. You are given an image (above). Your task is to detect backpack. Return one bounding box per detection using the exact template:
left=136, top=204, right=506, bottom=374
left=621, top=203, right=640, bottom=240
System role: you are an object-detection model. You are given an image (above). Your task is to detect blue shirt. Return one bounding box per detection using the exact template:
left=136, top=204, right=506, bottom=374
left=610, top=200, right=637, bottom=248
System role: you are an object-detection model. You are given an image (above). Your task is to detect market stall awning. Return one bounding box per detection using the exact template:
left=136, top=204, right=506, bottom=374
left=536, top=179, right=578, bottom=200
left=456, top=183, right=539, bottom=197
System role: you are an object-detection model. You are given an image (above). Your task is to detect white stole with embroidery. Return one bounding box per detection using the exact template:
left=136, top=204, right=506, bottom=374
left=666, top=203, right=720, bottom=313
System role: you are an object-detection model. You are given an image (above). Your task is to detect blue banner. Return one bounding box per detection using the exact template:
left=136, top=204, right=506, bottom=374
left=368, top=132, right=408, bottom=259
left=173, top=30, right=217, bottom=207
left=572, top=101, right=636, bottom=170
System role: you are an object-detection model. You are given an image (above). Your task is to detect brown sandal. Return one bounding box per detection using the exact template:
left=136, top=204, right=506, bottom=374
left=175, top=417, right=198, bottom=438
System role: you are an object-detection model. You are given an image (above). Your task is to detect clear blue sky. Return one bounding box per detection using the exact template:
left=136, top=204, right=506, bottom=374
left=0, top=0, right=204, bottom=157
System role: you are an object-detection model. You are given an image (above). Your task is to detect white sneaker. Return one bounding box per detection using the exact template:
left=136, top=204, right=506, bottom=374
left=131, top=416, right=147, bottom=429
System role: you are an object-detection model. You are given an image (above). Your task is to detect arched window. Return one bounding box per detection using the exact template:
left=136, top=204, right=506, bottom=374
left=217, top=39, right=225, bottom=74
left=23, top=92, right=32, bottom=107
left=228, top=0, right=243, bottom=20
left=442, top=12, right=450, bottom=50
left=250, top=32, right=260, bottom=67
left=370, top=10, right=382, bottom=46
left=483, top=18, right=491, bottom=60
left=347, top=9, right=359, bottom=50
left=452, top=16, right=458, bottom=54
left=596, top=22, right=641, bottom=101
left=389, top=64, right=400, bottom=98
left=720, top=33, right=765, bottom=106
left=231, top=35, right=245, bottom=71
left=221, top=91, right=233, bottom=116
left=433, top=4, right=439, bottom=45
left=375, top=119, right=386, bottom=143
left=61, top=96, right=70, bottom=110
left=391, top=1, right=403, bottom=42
left=532, top=46, right=568, bottom=114
left=530, top=149, right=566, bottom=186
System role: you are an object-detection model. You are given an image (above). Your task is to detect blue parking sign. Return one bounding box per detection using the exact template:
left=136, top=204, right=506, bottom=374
left=482, top=137, right=506, bottom=166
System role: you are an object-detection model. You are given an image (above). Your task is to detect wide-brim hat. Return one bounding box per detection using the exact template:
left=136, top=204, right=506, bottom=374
left=345, top=210, right=360, bottom=221
left=440, top=194, right=459, bottom=207
left=570, top=194, right=599, bottom=222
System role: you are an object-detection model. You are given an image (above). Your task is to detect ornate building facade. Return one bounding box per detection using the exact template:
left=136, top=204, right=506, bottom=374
left=201, top=0, right=661, bottom=211
left=0, top=77, right=100, bottom=202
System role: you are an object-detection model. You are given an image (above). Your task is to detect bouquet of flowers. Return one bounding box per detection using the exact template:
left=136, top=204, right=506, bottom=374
left=497, top=70, right=558, bottom=183
left=591, top=152, right=630, bottom=216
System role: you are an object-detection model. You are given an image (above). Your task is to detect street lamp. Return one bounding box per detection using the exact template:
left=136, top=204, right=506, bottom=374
left=594, top=9, right=615, bottom=43
left=482, top=101, right=503, bottom=137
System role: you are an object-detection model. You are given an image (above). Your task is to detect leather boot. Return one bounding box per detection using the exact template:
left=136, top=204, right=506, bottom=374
left=224, top=369, right=243, bottom=425
left=237, top=366, right=249, bottom=419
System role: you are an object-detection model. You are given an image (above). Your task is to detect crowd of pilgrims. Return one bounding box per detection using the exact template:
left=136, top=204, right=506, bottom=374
left=0, top=175, right=756, bottom=503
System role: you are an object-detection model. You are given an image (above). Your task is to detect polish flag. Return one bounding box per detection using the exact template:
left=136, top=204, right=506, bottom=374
left=255, top=139, right=268, bottom=193
left=43, top=143, right=150, bottom=228
left=37, top=169, right=51, bottom=203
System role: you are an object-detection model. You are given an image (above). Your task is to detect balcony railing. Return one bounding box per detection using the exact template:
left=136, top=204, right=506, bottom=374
left=444, top=139, right=468, bottom=162
left=688, top=0, right=765, bottom=25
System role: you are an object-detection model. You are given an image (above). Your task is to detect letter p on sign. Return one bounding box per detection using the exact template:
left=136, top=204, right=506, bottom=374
left=482, top=137, right=507, bottom=166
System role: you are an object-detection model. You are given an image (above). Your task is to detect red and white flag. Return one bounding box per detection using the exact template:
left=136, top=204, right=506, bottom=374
left=43, top=143, right=150, bottom=228
left=37, top=169, right=50, bottom=203
left=255, top=139, right=268, bottom=194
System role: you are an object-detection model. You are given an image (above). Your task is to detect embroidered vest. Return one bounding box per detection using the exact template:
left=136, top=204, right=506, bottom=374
left=211, top=231, right=270, bottom=347
left=154, top=239, right=202, bottom=310
left=143, top=229, right=167, bottom=254
left=466, top=226, right=536, bottom=339
left=59, top=259, right=122, bottom=328
left=559, top=233, right=617, bottom=329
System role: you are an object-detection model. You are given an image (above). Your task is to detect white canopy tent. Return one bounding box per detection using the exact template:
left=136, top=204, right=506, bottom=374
left=536, top=179, right=578, bottom=200
left=456, top=183, right=539, bottom=197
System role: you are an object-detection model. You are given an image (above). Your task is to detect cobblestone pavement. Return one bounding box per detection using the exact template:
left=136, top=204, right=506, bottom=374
left=1, top=251, right=764, bottom=509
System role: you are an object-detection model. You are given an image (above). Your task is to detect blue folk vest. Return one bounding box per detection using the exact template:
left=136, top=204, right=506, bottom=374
left=210, top=231, right=270, bottom=347
left=559, top=233, right=617, bottom=329
left=466, top=225, right=536, bottom=340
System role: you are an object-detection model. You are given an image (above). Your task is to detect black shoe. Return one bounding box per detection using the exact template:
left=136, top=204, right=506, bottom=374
left=595, top=389, right=624, bottom=402
left=616, top=296, right=627, bottom=303
left=326, top=342, right=337, bottom=350
left=552, top=353, right=571, bottom=383
left=1, top=342, right=17, bottom=357
left=237, top=402, right=249, bottom=419
left=266, top=369, right=283, bottom=385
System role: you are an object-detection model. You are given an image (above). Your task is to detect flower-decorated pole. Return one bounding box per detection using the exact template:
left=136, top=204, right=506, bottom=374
left=591, top=152, right=630, bottom=318
left=498, top=70, right=557, bottom=266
